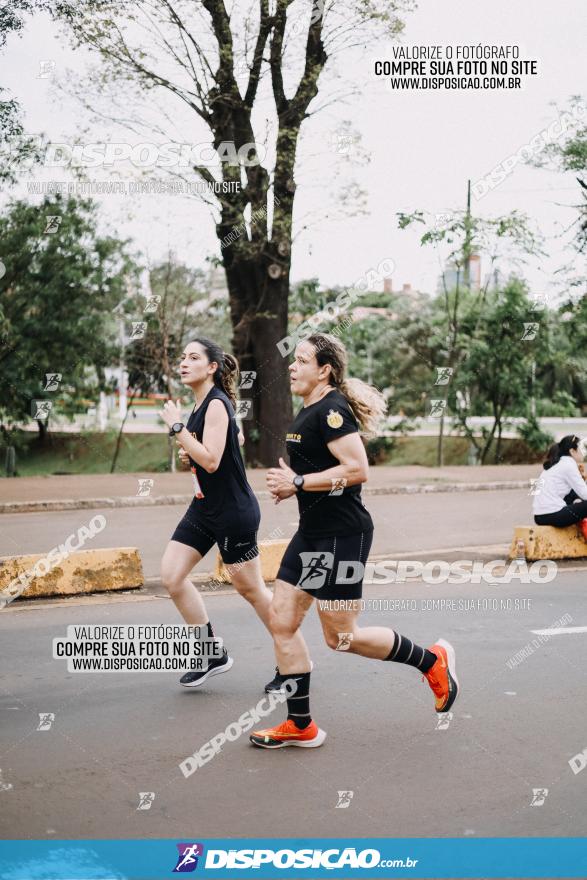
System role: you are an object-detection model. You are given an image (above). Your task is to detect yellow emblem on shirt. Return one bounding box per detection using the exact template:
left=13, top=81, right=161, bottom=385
left=326, top=409, right=343, bottom=429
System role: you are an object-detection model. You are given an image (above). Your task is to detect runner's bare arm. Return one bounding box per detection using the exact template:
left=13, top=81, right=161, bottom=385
left=266, top=433, right=368, bottom=498
left=174, top=400, right=229, bottom=473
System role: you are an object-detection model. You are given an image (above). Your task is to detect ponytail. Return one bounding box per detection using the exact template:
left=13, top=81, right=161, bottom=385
left=339, top=377, right=387, bottom=438
left=217, top=352, right=239, bottom=409
left=543, top=434, right=580, bottom=470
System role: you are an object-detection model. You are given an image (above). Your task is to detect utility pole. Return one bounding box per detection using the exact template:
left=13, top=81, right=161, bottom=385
left=437, top=179, right=473, bottom=468
left=463, top=178, right=472, bottom=292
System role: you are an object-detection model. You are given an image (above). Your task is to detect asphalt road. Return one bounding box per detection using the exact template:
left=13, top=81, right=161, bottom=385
left=0, top=488, right=530, bottom=577
left=1, top=570, right=586, bottom=842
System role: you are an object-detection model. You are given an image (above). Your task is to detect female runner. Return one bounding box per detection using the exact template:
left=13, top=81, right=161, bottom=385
left=160, top=337, right=305, bottom=687
left=249, top=333, right=459, bottom=748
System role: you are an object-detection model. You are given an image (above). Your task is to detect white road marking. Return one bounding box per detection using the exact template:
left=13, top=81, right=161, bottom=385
left=531, top=626, right=587, bottom=636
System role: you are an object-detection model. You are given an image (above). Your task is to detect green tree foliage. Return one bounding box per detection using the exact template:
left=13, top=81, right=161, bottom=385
left=0, top=194, right=137, bottom=438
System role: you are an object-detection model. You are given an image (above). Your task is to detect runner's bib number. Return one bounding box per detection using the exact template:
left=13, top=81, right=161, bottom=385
left=190, top=466, right=204, bottom=499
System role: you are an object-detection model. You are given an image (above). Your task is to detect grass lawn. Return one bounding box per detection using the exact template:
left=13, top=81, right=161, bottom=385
left=0, top=431, right=541, bottom=476
left=2, top=431, right=171, bottom=476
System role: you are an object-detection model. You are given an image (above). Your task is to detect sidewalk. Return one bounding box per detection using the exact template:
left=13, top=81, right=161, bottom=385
left=0, top=464, right=539, bottom=513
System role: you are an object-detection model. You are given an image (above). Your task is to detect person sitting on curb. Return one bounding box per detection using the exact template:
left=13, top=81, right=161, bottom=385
left=533, top=435, right=587, bottom=540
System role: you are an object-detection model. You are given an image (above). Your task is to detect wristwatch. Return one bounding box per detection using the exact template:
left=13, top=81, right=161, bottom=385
left=293, top=474, right=305, bottom=491
left=169, top=422, right=184, bottom=436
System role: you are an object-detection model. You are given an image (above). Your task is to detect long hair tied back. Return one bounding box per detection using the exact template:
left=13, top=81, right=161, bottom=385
left=543, top=434, right=580, bottom=470
left=190, top=336, right=239, bottom=408
left=306, top=333, right=387, bottom=437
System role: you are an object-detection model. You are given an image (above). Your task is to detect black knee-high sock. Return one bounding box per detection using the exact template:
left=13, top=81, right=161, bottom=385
left=205, top=621, right=225, bottom=660
left=285, top=672, right=312, bottom=730
left=385, top=633, right=436, bottom=672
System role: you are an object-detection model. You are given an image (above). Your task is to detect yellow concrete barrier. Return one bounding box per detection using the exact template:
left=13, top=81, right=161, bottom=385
left=0, top=547, right=144, bottom=601
left=510, top=526, right=587, bottom=560
left=215, top=539, right=289, bottom=584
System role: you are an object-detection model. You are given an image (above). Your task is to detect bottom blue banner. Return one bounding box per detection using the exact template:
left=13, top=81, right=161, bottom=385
left=1, top=838, right=586, bottom=879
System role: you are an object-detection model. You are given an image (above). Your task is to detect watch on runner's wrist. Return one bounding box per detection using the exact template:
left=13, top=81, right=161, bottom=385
left=293, top=474, right=305, bottom=491
left=169, top=422, right=185, bottom=436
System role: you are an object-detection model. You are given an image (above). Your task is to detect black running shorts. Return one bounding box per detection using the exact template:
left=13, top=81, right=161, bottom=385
left=171, top=509, right=259, bottom=566
left=277, top=529, right=373, bottom=600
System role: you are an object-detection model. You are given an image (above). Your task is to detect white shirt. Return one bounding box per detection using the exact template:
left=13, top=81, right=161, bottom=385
left=532, top=456, right=587, bottom=515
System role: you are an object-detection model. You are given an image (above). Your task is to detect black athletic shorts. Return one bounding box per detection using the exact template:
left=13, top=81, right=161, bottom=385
left=171, top=509, right=259, bottom=566
left=535, top=499, right=587, bottom=528
left=277, top=529, right=373, bottom=600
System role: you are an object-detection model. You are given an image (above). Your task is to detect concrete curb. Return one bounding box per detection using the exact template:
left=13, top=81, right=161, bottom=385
left=0, top=480, right=530, bottom=514
left=0, top=547, right=143, bottom=602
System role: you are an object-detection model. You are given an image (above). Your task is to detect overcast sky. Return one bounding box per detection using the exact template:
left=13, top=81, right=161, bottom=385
left=3, top=0, right=585, bottom=299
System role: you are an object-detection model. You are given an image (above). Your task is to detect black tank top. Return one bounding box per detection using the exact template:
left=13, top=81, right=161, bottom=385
left=185, top=386, right=260, bottom=533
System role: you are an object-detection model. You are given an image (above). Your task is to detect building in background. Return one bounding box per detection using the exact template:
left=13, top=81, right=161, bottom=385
left=437, top=254, right=481, bottom=293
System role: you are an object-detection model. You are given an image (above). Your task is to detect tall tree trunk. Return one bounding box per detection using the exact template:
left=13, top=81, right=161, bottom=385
left=494, top=415, right=503, bottom=463
left=36, top=418, right=48, bottom=443
left=225, top=256, right=293, bottom=466
left=110, top=390, right=136, bottom=473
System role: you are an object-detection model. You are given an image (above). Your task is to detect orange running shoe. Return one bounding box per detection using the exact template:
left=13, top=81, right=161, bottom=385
left=422, top=638, right=459, bottom=713
left=249, top=718, right=326, bottom=749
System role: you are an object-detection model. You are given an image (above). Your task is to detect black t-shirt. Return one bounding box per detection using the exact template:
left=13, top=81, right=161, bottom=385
left=285, top=389, right=374, bottom=538
left=185, top=386, right=260, bottom=533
